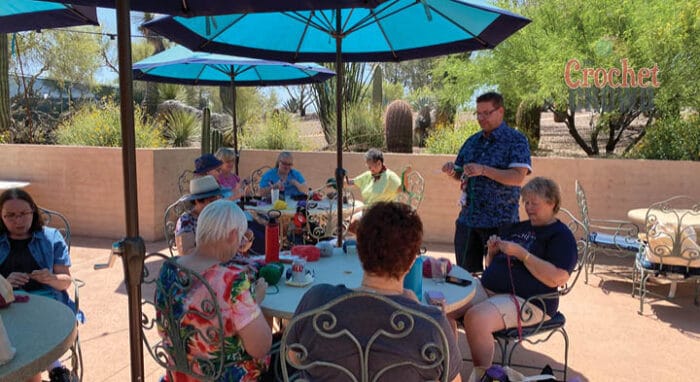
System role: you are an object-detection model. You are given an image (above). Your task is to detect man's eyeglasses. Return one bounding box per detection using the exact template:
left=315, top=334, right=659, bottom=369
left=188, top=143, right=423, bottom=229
left=280, top=161, right=293, bottom=166
left=2, top=211, right=33, bottom=220
left=475, top=107, right=500, bottom=119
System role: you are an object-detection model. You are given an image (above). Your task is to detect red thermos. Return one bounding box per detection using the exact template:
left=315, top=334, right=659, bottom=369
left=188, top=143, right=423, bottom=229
left=265, top=210, right=282, bottom=263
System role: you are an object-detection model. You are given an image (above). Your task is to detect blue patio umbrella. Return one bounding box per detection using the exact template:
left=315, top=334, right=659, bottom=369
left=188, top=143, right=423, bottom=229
left=38, top=0, right=385, bottom=16
left=0, top=1, right=98, bottom=33
left=144, top=0, right=531, bottom=246
left=133, top=45, right=335, bottom=173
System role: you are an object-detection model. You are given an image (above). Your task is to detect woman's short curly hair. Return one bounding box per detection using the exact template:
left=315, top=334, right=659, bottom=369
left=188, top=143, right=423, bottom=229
left=356, top=202, right=423, bottom=280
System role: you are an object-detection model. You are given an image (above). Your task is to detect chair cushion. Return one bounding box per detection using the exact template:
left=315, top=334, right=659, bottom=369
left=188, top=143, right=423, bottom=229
left=643, top=223, right=700, bottom=268
left=637, top=251, right=700, bottom=277
left=493, top=311, right=566, bottom=339
left=589, top=232, right=640, bottom=252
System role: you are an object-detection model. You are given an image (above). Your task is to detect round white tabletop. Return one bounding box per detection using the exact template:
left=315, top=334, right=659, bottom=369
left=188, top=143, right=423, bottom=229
left=0, top=294, right=77, bottom=380
left=260, top=251, right=476, bottom=319
left=245, top=198, right=363, bottom=217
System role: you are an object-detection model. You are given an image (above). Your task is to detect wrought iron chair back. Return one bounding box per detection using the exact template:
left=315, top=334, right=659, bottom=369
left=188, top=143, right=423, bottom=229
left=303, top=186, right=356, bottom=243
left=575, top=180, right=640, bottom=283
left=632, top=195, right=700, bottom=314
left=280, top=291, right=451, bottom=382
left=178, top=169, right=195, bottom=196
left=141, top=253, right=229, bottom=381
left=163, top=198, right=193, bottom=256
left=492, top=208, right=589, bottom=381
left=395, top=165, right=425, bottom=211
left=248, top=165, right=272, bottom=197
left=38, top=207, right=84, bottom=381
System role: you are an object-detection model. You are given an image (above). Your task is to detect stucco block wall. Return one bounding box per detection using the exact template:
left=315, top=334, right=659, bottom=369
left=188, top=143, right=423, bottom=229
left=2, top=144, right=699, bottom=244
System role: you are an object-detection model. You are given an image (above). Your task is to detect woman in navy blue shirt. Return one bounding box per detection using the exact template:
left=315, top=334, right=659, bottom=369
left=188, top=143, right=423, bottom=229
left=451, top=177, right=578, bottom=370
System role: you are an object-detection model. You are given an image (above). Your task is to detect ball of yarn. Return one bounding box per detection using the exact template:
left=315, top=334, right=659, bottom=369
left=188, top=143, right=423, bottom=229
left=258, top=263, right=284, bottom=285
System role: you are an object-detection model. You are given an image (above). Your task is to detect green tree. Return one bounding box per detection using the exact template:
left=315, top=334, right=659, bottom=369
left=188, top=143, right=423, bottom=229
left=435, top=0, right=700, bottom=157
left=9, top=28, right=102, bottom=142
left=0, top=34, right=10, bottom=135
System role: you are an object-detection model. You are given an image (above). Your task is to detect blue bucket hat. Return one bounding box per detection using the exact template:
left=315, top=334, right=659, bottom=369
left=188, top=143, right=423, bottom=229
left=194, top=153, right=223, bottom=175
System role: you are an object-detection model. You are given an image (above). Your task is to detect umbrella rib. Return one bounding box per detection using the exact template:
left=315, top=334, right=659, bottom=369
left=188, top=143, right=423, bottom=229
left=199, top=14, right=247, bottom=51
left=194, top=65, right=207, bottom=83
left=344, top=0, right=408, bottom=35
left=368, top=10, right=398, bottom=60
left=427, top=4, right=490, bottom=47
left=285, top=10, right=333, bottom=37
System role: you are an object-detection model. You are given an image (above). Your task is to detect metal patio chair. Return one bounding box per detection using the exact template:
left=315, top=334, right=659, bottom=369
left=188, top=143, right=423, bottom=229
left=163, top=197, right=193, bottom=256
left=395, top=165, right=425, bottom=211
left=140, top=253, right=230, bottom=381
left=280, top=291, right=451, bottom=382
left=39, top=207, right=85, bottom=381
left=632, top=196, right=700, bottom=314
left=574, top=180, right=640, bottom=283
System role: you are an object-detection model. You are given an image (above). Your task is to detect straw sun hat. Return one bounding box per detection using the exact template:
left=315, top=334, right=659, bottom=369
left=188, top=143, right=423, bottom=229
left=182, top=175, right=231, bottom=201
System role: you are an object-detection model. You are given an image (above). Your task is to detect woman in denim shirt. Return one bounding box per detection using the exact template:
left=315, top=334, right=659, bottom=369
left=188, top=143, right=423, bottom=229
left=0, top=188, right=73, bottom=308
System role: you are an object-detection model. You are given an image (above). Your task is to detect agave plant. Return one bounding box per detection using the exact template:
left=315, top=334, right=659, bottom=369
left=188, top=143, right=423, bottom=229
left=162, top=109, right=200, bottom=147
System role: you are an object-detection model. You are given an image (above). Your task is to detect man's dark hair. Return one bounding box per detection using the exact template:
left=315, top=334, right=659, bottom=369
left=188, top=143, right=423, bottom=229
left=476, top=92, right=504, bottom=109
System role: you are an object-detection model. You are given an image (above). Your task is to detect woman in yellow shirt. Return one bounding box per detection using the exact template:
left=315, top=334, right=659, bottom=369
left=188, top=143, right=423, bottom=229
left=347, top=148, right=402, bottom=233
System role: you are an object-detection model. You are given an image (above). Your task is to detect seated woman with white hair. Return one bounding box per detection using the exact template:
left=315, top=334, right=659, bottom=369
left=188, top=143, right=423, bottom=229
left=157, top=199, right=272, bottom=381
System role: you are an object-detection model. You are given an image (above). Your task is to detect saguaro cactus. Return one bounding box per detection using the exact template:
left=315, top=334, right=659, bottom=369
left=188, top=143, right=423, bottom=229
left=384, top=99, right=413, bottom=153
left=371, top=66, right=383, bottom=109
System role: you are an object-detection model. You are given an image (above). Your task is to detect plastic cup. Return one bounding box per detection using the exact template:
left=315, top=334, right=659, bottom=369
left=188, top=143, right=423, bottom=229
left=292, top=258, right=307, bottom=283
left=432, top=259, right=448, bottom=284
left=271, top=188, right=280, bottom=202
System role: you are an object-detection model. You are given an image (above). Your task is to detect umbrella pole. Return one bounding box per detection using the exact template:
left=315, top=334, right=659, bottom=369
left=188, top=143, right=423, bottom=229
left=231, top=73, right=239, bottom=175
left=115, top=1, right=145, bottom=381
left=335, top=9, right=344, bottom=249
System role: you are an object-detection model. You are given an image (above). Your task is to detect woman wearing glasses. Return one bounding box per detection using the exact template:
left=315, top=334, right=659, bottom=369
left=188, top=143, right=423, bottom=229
left=0, top=188, right=73, bottom=305
left=0, top=188, right=75, bottom=381
left=258, top=151, right=308, bottom=199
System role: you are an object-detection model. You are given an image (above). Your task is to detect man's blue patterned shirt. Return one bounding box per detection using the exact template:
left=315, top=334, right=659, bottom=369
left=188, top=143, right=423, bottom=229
left=455, top=122, right=532, bottom=228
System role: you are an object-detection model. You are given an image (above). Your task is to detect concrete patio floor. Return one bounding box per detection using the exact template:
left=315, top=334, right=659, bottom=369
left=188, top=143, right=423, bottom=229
left=62, top=236, right=699, bottom=381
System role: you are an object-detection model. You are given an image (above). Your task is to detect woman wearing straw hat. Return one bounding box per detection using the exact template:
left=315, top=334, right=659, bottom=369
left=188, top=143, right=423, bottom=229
left=175, top=175, right=232, bottom=255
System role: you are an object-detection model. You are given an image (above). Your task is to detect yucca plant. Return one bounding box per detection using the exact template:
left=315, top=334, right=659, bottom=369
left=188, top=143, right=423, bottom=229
left=162, top=109, right=201, bottom=147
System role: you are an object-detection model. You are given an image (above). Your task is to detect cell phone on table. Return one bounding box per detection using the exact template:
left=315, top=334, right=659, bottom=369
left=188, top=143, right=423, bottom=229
left=425, top=290, right=446, bottom=307
left=445, top=275, right=472, bottom=287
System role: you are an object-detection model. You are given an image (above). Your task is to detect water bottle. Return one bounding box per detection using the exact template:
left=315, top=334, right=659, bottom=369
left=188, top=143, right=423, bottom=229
left=265, top=210, right=282, bottom=264
left=403, top=256, right=424, bottom=301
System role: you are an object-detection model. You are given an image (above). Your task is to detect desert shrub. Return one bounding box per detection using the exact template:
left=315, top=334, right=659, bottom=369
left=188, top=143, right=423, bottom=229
left=243, top=111, right=304, bottom=150
left=161, top=109, right=200, bottom=147
left=626, top=116, right=700, bottom=161
left=56, top=100, right=165, bottom=147
left=343, top=103, right=384, bottom=152
left=424, top=120, right=480, bottom=154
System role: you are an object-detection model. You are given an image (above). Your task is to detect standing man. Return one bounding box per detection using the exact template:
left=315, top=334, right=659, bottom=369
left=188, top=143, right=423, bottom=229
left=441, top=92, right=532, bottom=273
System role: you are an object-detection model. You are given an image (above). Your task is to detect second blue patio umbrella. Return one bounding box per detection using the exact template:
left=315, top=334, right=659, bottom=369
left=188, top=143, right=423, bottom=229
left=145, top=0, right=531, bottom=246
left=133, top=45, right=335, bottom=173
left=0, top=1, right=98, bottom=33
